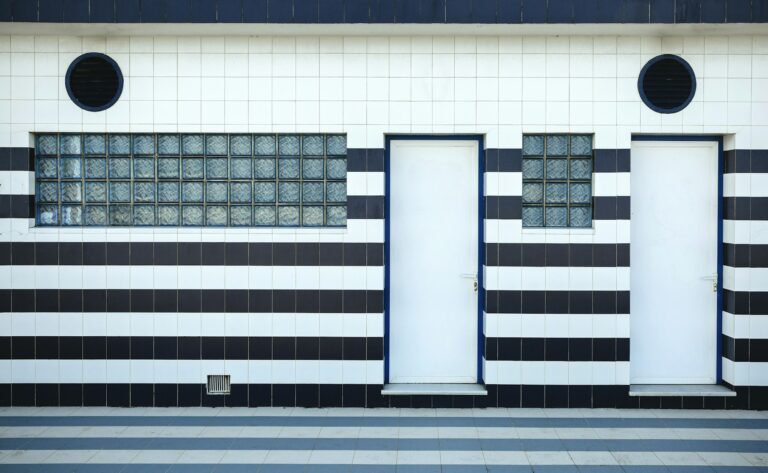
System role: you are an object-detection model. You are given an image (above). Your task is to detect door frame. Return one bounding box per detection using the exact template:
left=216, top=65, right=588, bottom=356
left=630, top=134, right=724, bottom=383
left=383, top=134, right=485, bottom=384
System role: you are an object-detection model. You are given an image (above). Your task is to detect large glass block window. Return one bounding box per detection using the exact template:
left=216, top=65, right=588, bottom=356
left=34, top=133, right=347, bottom=227
left=522, top=134, right=593, bottom=228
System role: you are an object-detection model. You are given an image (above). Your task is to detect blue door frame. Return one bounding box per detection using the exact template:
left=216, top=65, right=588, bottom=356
left=383, top=135, right=486, bottom=384
left=631, top=134, right=724, bottom=383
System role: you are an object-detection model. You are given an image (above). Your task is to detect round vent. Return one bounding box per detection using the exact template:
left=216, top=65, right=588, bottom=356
left=65, top=53, right=124, bottom=112
left=638, top=55, right=696, bottom=114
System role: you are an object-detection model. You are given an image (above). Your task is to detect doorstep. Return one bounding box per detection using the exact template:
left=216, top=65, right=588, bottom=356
left=629, top=384, right=737, bottom=397
left=382, top=384, right=488, bottom=396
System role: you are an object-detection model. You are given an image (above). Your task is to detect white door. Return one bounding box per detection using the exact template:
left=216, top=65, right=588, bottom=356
left=389, top=140, right=479, bottom=384
left=630, top=140, right=719, bottom=384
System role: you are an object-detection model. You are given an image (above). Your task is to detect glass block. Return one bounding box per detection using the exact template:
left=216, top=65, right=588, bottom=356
left=60, top=182, right=82, bottom=202
left=227, top=158, right=250, bottom=179
left=254, top=182, right=276, bottom=203
left=60, top=134, right=81, bottom=155
left=522, top=135, right=544, bottom=156
left=38, top=182, right=58, bottom=202
left=570, top=206, right=592, bottom=228
left=326, top=135, right=346, bottom=155
left=84, top=205, right=107, bottom=226
left=158, top=206, right=180, bottom=226
left=522, top=158, right=544, bottom=179
left=254, top=205, right=276, bottom=226
left=182, top=205, right=203, bottom=226
left=206, top=158, right=228, bottom=179
left=85, top=158, right=106, bottom=178
left=522, top=183, right=543, bottom=204
left=109, top=134, right=131, bottom=155
left=37, top=158, right=58, bottom=178
left=182, top=182, right=203, bottom=202
left=134, top=205, right=155, bottom=225
left=60, top=205, right=82, bottom=226
left=158, top=182, right=180, bottom=202
left=546, top=158, right=568, bottom=180
left=85, top=182, right=106, bottom=203
left=278, top=206, right=299, bottom=226
left=570, top=159, right=592, bottom=179
left=206, top=135, right=228, bottom=155
left=522, top=206, right=544, bottom=227
left=326, top=206, right=347, bottom=226
left=571, top=135, right=593, bottom=156
left=254, top=135, right=276, bottom=156
left=84, top=134, right=106, bottom=155
left=133, top=157, right=155, bottom=179
left=182, top=134, right=204, bottom=155
left=302, top=206, right=324, bottom=226
left=302, top=159, right=324, bottom=179
left=278, top=159, right=299, bottom=179
left=278, top=182, right=300, bottom=203
left=182, top=158, right=204, bottom=179
left=133, top=134, right=155, bottom=155
left=109, top=205, right=131, bottom=225
left=230, top=206, right=252, bottom=226
left=302, top=182, right=324, bottom=203
left=546, top=135, right=568, bottom=156
left=327, top=158, right=346, bottom=179
left=134, top=182, right=155, bottom=202
left=570, top=183, right=591, bottom=204
left=37, top=205, right=58, bottom=225
left=545, top=182, right=568, bottom=204
left=302, top=135, right=324, bottom=156
left=37, top=135, right=58, bottom=155
left=109, top=157, right=131, bottom=179
left=278, top=135, right=300, bottom=156
left=230, top=182, right=252, bottom=203
left=158, top=158, right=180, bottom=178
left=326, top=182, right=346, bottom=203
left=206, top=182, right=228, bottom=203
left=230, top=135, right=252, bottom=156
left=254, top=158, right=275, bottom=179
left=109, top=182, right=131, bottom=202
left=158, top=135, right=180, bottom=155
left=60, top=157, right=82, bottom=178
left=206, top=206, right=227, bottom=226
left=546, top=206, right=567, bottom=227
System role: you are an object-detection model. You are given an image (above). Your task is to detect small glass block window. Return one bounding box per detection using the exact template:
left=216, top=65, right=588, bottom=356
left=34, top=133, right=347, bottom=227
left=522, top=134, right=592, bottom=228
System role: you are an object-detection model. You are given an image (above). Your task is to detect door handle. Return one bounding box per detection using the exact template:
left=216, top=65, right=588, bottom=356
left=700, top=274, right=718, bottom=292
left=460, top=273, right=478, bottom=292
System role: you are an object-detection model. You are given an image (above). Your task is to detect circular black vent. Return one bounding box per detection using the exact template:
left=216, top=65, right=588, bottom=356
left=65, top=53, right=123, bottom=112
left=638, top=55, right=696, bottom=114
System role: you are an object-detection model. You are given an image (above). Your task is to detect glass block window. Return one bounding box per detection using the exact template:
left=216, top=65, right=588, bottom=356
left=34, top=133, right=347, bottom=227
left=522, top=134, right=593, bottom=228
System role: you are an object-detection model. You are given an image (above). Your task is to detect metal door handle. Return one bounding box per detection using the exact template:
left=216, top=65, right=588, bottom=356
left=700, top=274, right=717, bottom=292
left=460, top=273, right=478, bottom=292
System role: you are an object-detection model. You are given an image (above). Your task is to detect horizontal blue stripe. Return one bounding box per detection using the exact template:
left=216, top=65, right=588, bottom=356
left=0, top=466, right=765, bottom=473
left=1, top=437, right=767, bottom=453
left=2, top=415, right=767, bottom=429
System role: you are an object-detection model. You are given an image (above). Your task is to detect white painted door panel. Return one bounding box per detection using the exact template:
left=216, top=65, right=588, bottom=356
left=630, top=140, right=718, bottom=384
left=389, top=140, right=478, bottom=384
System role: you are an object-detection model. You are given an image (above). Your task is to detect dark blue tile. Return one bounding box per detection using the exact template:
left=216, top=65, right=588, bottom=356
left=166, top=0, right=191, bottom=21
left=447, top=0, right=471, bottom=22
left=521, top=0, right=546, bottom=22
left=319, top=0, right=344, bottom=22
left=218, top=0, right=243, bottom=22
left=90, top=0, right=116, bottom=21
left=573, top=0, right=598, bottom=22
left=498, top=0, right=521, bottom=22
left=622, top=0, right=649, bottom=22
left=243, top=0, right=268, bottom=21
left=0, top=0, right=10, bottom=22
left=345, top=0, right=370, bottom=22
left=39, top=0, right=62, bottom=21
left=701, top=0, right=725, bottom=22
left=754, top=0, right=768, bottom=22
left=727, top=0, right=751, bottom=22
left=295, top=0, right=319, bottom=22
left=394, top=0, right=416, bottom=21
left=420, top=0, right=445, bottom=22
left=140, top=0, right=166, bottom=22
left=594, top=0, right=622, bottom=22
left=116, top=0, right=141, bottom=22
left=371, top=0, right=395, bottom=22
left=63, top=0, right=90, bottom=21
left=11, top=0, right=37, bottom=21
left=649, top=0, right=673, bottom=22
left=473, top=0, right=497, bottom=22
left=547, top=0, right=574, bottom=22
left=676, top=0, right=701, bottom=22
left=270, top=0, right=294, bottom=22
left=190, top=0, right=216, bottom=21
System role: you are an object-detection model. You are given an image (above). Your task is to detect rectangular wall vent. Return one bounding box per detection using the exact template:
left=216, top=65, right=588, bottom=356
left=206, top=375, right=231, bottom=395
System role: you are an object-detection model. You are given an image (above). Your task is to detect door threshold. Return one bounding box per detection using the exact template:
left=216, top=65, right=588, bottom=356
left=629, top=384, right=736, bottom=397
left=382, top=383, right=488, bottom=396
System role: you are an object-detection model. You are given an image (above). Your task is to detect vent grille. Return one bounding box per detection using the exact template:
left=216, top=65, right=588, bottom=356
left=639, top=55, right=696, bottom=114
left=206, top=375, right=231, bottom=395
left=66, top=53, right=123, bottom=112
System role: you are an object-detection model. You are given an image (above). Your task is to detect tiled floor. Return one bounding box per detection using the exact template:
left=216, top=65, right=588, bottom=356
left=0, top=407, right=766, bottom=472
